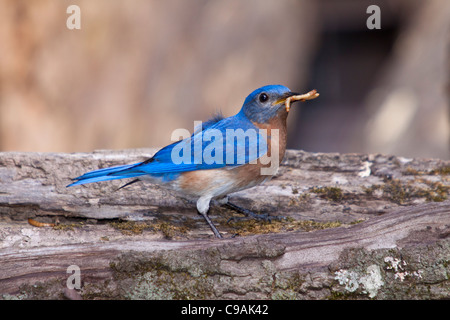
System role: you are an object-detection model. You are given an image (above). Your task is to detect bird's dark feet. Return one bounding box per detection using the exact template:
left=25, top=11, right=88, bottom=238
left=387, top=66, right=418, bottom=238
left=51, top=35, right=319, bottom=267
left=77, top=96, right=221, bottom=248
left=224, top=202, right=286, bottom=223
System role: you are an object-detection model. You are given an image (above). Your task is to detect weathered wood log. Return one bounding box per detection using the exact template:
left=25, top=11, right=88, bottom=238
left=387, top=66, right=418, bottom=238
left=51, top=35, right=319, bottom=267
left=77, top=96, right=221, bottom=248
left=0, top=149, right=449, bottom=299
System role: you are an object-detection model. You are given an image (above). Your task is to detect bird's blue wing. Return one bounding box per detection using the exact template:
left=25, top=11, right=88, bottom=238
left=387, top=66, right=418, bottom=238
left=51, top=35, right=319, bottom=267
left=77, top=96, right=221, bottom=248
left=110, top=113, right=268, bottom=176
left=68, top=113, right=268, bottom=186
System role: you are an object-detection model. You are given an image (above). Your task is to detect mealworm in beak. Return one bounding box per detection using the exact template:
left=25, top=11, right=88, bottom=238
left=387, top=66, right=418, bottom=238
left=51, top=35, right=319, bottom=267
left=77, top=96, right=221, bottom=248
left=285, top=89, right=319, bottom=112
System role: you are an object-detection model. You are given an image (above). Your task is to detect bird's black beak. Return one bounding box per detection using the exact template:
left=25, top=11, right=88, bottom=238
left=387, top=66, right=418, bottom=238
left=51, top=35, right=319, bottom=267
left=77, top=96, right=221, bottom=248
left=272, top=92, right=300, bottom=106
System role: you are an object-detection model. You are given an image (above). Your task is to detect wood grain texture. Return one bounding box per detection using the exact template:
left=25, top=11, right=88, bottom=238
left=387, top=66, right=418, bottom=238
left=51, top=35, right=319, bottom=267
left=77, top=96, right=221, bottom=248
left=0, top=149, right=449, bottom=299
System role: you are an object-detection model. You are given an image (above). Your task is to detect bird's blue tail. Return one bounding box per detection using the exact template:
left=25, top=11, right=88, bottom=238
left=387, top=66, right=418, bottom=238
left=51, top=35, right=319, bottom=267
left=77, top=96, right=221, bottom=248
left=67, top=163, right=145, bottom=187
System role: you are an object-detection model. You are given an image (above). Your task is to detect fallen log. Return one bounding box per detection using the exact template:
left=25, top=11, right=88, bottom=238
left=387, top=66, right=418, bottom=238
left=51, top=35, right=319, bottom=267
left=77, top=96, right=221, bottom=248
left=0, top=149, right=449, bottom=299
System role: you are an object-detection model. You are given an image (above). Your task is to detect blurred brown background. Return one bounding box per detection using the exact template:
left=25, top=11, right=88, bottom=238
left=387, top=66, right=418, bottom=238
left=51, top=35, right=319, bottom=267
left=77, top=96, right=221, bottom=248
left=0, top=0, right=448, bottom=159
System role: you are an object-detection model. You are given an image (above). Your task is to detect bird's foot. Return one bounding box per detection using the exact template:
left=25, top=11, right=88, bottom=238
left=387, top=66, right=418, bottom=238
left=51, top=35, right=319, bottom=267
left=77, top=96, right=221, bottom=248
left=224, top=202, right=286, bottom=223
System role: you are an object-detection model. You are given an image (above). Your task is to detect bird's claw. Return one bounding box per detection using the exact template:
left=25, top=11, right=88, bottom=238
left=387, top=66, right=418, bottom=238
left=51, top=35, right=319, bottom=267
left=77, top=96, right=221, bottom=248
left=224, top=202, right=286, bottom=224
left=226, top=213, right=286, bottom=224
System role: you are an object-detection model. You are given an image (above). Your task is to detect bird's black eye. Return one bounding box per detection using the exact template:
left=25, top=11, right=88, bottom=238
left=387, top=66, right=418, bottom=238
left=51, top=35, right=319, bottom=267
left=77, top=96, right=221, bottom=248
left=259, top=93, right=269, bottom=103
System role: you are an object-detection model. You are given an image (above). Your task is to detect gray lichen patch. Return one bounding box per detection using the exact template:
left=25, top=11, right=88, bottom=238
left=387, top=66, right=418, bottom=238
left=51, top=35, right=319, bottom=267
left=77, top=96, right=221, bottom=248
left=334, top=265, right=384, bottom=298
left=329, top=240, right=450, bottom=299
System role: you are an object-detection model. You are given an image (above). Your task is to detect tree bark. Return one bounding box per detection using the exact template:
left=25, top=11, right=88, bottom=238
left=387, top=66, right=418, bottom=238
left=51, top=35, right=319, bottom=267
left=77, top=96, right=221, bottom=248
left=0, top=149, right=449, bottom=299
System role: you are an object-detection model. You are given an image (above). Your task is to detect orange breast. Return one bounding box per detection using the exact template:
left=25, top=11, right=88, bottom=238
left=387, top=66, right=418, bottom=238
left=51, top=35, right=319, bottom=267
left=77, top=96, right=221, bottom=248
left=252, top=111, right=288, bottom=165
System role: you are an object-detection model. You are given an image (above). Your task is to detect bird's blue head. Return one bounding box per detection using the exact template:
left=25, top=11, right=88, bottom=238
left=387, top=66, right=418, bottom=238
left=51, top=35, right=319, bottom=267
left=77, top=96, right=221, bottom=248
left=239, top=85, right=300, bottom=123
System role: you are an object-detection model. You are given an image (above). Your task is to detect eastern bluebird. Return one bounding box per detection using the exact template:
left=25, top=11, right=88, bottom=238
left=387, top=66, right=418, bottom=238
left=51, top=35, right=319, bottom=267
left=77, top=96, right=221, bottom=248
left=68, top=85, right=319, bottom=238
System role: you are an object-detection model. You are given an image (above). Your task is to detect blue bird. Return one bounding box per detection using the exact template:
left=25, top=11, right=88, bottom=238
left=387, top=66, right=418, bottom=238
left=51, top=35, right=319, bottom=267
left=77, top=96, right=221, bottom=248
left=68, top=85, right=319, bottom=238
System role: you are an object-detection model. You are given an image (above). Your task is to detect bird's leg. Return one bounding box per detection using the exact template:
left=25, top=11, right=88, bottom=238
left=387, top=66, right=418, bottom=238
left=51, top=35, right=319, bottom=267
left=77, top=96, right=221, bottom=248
left=197, top=196, right=223, bottom=239
left=199, top=210, right=223, bottom=239
left=224, top=202, right=285, bottom=223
